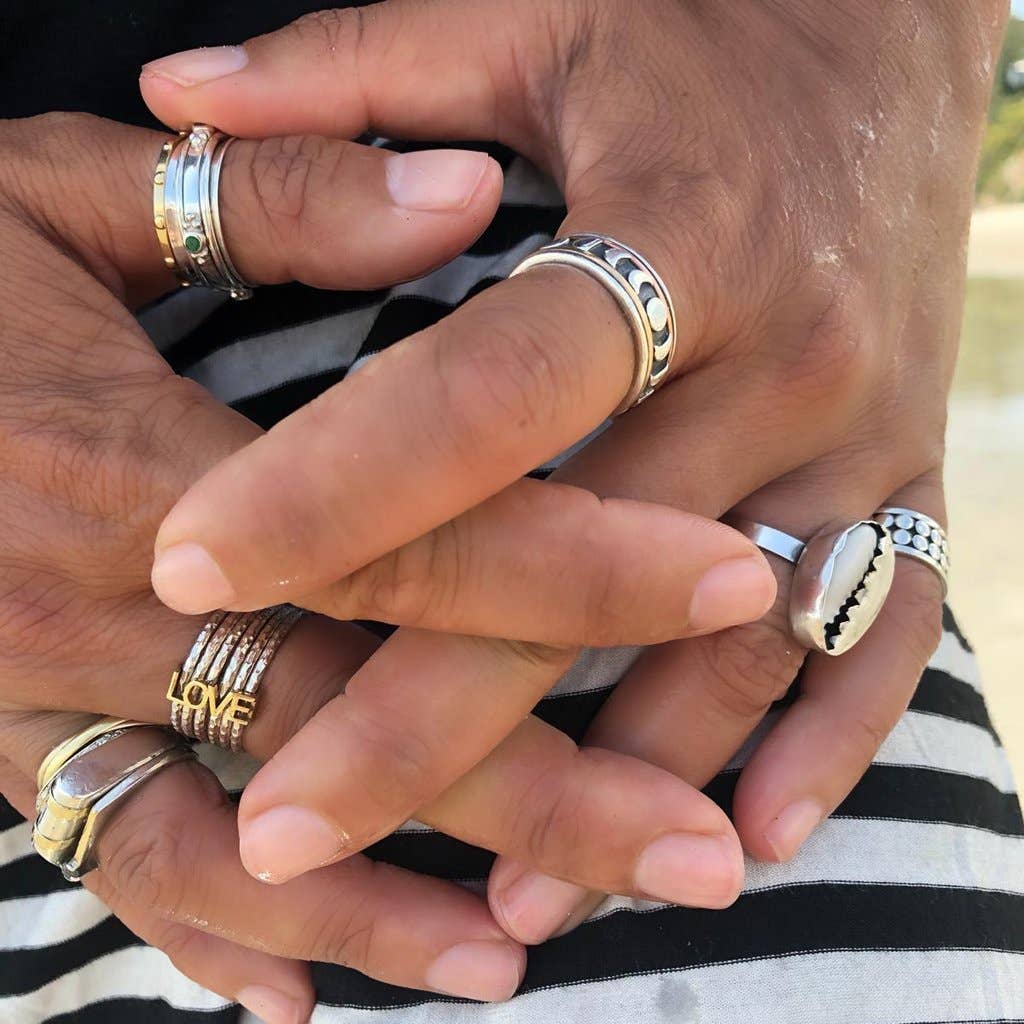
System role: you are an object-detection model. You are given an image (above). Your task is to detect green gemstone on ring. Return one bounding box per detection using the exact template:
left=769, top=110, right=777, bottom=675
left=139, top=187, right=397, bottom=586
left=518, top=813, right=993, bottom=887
left=184, top=234, right=203, bottom=254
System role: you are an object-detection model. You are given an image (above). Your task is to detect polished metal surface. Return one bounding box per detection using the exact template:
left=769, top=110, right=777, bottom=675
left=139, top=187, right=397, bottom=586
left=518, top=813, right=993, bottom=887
left=725, top=516, right=895, bottom=656
left=510, top=234, right=676, bottom=413
left=875, top=507, right=950, bottom=596
left=154, top=125, right=253, bottom=299
left=32, top=721, right=193, bottom=880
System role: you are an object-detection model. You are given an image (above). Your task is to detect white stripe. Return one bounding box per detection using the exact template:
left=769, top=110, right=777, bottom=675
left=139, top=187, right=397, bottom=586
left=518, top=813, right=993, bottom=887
left=723, top=707, right=1017, bottom=793
left=0, top=944, right=230, bottom=1023
left=930, top=628, right=983, bottom=692
left=301, top=950, right=1024, bottom=1024
left=0, top=822, right=31, bottom=869
left=188, top=233, right=551, bottom=406
left=579, top=816, right=1024, bottom=927
left=0, top=888, right=108, bottom=950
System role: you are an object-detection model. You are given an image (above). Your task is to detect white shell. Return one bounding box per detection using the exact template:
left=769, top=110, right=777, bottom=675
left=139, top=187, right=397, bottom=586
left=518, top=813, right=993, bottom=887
left=790, top=521, right=895, bottom=656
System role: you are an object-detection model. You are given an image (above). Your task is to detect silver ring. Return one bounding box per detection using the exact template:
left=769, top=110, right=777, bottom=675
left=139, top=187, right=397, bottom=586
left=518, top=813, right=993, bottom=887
left=725, top=516, right=895, bottom=656
left=154, top=125, right=253, bottom=300
left=510, top=234, right=676, bottom=413
left=875, top=507, right=949, bottom=597
left=32, top=721, right=194, bottom=882
left=167, top=606, right=306, bottom=752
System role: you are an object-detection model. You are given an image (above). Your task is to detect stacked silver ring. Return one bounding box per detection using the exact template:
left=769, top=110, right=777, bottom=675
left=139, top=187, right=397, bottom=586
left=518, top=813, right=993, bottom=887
left=33, top=720, right=194, bottom=882
left=875, top=507, right=950, bottom=596
left=169, top=606, right=305, bottom=751
left=154, top=125, right=253, bottom=300
left=510, top=234, right=676, bottom=413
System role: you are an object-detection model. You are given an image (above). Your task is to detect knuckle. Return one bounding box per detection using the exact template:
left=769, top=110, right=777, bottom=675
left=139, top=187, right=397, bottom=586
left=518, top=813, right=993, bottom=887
left=332, top=524, right=459, bottom=628
left=492, top=636, right=578, bottom=679
left=306, top=871, right=384, bottom=968
left=285, top=8, right=362, bottom=57
left=328, top=707, right=438, bottom=825
left=436, top=311, right=568, bottom=460
left=776, top=275, right=876, bottom=405
left=699, top=618, right=803, bottom=720
left=101, top=765, right=222, bottom=915
left=241, top=135, right=336, bottom=255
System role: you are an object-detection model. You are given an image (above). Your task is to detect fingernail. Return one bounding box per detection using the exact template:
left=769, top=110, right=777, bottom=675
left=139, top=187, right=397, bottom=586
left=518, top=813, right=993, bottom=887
left=763, top=799, right=823, bottom=861
left=494, top=870, right=589, bottom=945
left=425, top=940, right=524, bottom=1002
left=142, top=45, right=249, bottom=86
left=240, top=805, right=348, bottom=884
left=634, top=833, right=744, bottom=908
left=151, top=542, right=235, bottom=615
left=689, top=555, right=776, bottom=632
left=237, top=985, right=306, bottom=1024
left=385, top=150, right=491, bottom=211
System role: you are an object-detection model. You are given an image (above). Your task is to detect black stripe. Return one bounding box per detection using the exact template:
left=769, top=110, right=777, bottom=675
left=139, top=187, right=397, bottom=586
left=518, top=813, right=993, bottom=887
left=47, top=1000, right=238, bottom=1024
left=364, top=763, right=1023, bottom=881
left=943, top=605, right=974, bottom=652
left=311, top=884, right=1024, bottom=1009
left=0, top=852, right=77, bottom=902
left=913, top=668, right=998, bottom=739
left=530, top=659, right=997, bottom=745
left=0, top=799, right=25, bottom=833
left=0, top=914, right=137, bottom=996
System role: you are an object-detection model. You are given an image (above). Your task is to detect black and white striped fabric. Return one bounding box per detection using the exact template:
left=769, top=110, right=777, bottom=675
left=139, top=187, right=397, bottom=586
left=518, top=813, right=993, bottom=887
left=1, top=142, right=1022, bottom=1023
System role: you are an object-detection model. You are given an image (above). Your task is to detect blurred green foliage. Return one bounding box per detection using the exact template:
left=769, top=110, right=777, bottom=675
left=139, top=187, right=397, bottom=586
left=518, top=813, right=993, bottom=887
left=978, top=17, right=1024, bottom=203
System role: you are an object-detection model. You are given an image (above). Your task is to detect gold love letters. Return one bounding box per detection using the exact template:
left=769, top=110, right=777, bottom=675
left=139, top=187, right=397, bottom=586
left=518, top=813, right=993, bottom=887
left=165, top=672, right=257, bottom=725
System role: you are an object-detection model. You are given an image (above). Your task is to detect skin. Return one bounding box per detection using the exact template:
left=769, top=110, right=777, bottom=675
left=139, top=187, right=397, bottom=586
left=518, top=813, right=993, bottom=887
left=0, top=112, right=758, bottom=1015
left=0, top=0, right=1008, bottom=1018
left=139, top=0, right=1004, bottom=939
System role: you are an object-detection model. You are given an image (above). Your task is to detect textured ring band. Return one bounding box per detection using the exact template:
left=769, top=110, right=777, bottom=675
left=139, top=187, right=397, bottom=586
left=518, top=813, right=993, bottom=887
left=875, top=507, right=949, bottom=597
left=154, top=124, right=253, bottom=300
left=725, top=515, right=895, bottom=656
left=510, top=234, right=676, bottom=414
left=167, top=606, right=306, bottom=751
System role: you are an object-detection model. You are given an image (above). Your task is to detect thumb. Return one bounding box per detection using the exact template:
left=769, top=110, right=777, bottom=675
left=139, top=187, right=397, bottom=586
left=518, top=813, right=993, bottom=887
left=138, top=1, right=577, bottom=164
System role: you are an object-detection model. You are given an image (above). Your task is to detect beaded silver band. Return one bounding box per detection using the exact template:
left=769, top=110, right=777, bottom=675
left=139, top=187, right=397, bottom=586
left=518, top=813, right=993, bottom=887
left=154, top=124, right=253, bottom=300
left=510, top=234, right=676, bottom=414
left=875, top=507, right=949, bottom=597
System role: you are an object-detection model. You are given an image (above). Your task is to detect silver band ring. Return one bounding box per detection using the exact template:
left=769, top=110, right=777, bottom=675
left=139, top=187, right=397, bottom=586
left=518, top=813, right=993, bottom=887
left=510, top=234, right=676, bottom=414
left=875, top=507, right=949, bottom=597
left=33, top=720, right=194, bottom=882
left=167, top=606, right=306, bottom=751
left=154, top=124, right=253, bottom=300
left=725, top=515, right=896, bottom=656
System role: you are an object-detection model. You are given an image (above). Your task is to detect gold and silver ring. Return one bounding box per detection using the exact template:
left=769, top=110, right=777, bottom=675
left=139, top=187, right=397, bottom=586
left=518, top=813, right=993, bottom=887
left=725, top=517, right=896, bottom=656
left=167, top=606, right=305, bottom=751
left=510, top=234, right=676, bottom=414
left=154, top=124, right=253, bottom=300
left=33, top=718, right=194, bottom=882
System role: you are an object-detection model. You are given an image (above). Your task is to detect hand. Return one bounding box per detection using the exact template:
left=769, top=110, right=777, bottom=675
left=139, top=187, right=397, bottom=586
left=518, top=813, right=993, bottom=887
left=139, top=0, right=1005, bottom=940
left=0, top=110, right=754, bottom=1011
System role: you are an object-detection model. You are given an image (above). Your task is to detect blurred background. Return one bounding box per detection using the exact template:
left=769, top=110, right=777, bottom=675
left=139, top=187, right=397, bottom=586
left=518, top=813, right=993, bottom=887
left=949, top=4, right=1024, bottom=779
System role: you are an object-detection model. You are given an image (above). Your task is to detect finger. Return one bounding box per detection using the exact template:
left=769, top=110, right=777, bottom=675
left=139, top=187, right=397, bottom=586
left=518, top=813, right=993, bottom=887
left=733, top=476, right=946, bottom=862
left=485, top=453, right=910, bottom=942
left=423, top=717, right=745, bottom=907
left=0, top=745, right=314, bottom=1023
left=7, top=713, right=526, bottom=1003
left=8, top=113, right=502, bottom=304
left=139, top=5, right=559, bottom=162
left=215, top=478, right=778, bottom=646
